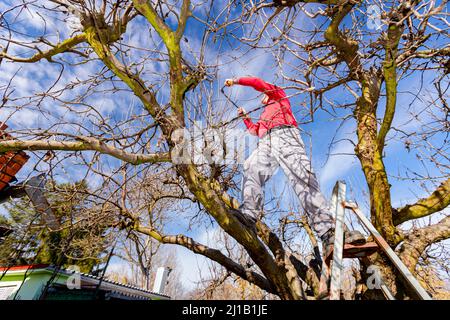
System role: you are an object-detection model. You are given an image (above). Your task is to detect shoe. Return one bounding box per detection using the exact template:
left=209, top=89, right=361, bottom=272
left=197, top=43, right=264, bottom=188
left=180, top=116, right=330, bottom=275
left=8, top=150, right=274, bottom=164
left=344, top=230, right=366, bottom=245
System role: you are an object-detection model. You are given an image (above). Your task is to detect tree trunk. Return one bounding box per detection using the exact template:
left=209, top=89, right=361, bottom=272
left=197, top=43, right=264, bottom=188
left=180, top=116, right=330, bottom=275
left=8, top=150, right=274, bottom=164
left=354, top=75, right=402, bottom=246
left=353, top=73, right=409, bottom=298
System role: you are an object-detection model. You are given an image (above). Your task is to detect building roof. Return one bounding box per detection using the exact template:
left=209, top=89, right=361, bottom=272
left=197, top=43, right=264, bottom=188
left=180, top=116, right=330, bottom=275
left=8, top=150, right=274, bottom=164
left=0, top=122, right=30, bottom=192
left=0, top=264, right=49, bottom=272
left=0, top=264, right=170, bottom=300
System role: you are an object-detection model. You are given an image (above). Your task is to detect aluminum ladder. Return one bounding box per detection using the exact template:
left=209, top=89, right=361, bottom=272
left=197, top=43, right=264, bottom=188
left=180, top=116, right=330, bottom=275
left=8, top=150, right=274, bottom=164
left=324, top=180, right=432, bottom=300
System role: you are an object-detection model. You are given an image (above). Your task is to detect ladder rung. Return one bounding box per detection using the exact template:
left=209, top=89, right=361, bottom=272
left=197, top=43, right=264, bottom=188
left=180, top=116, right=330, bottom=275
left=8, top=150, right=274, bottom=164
left=325, top=242, right=379, bottom=264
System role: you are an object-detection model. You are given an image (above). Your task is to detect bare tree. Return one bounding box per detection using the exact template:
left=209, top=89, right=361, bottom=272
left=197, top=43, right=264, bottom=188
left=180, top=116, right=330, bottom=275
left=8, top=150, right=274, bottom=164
left=234, top=0, right=449, bottom=298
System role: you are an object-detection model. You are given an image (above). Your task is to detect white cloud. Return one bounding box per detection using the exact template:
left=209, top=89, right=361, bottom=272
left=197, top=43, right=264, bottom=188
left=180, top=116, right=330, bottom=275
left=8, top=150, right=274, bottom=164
left=10, top=108, right=42, bottom=127
left=94, top=97, right=117, bottom=115
left=318, top=138, right=358, bottom=188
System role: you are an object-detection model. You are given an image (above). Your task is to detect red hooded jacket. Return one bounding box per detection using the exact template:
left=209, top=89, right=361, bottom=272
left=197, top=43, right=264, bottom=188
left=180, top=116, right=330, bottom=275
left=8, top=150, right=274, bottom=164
left=235, top=77, right=298, bottom=138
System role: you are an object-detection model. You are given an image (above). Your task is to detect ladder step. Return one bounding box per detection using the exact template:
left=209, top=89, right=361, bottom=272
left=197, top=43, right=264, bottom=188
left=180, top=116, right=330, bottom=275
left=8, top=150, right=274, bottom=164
left=325, top=242, right=379, bottom=264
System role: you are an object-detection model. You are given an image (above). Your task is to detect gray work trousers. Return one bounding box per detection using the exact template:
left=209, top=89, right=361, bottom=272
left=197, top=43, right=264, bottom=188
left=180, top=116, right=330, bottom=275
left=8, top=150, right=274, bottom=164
left=241, top=126, right=334, bottom=238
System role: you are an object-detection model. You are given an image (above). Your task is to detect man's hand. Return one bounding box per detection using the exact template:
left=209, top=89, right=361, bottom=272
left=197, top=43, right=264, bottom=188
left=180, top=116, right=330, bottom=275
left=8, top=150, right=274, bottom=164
left=224, top=79, right=235, bottom=87
left=238, top=107, right=248, bottom=118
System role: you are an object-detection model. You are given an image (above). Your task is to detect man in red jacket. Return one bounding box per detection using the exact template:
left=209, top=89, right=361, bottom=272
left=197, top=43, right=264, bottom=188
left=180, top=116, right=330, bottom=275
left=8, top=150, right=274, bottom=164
left=225, top=76, right=365, bottom=255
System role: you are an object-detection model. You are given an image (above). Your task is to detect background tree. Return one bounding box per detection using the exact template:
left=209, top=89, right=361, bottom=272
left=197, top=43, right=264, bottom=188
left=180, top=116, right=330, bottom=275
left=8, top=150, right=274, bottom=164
left=108, top=243, right=187, bottom=299
left=0, top=180, right=115, bottom=273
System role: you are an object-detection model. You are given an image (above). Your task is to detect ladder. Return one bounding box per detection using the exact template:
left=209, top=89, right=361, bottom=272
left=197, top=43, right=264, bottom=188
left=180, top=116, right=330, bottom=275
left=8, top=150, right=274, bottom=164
left=324, top=180, right=432, bottom=300
left=0, top=174, right=59, bottom=231
left=24, top=174, right=60, bottom=231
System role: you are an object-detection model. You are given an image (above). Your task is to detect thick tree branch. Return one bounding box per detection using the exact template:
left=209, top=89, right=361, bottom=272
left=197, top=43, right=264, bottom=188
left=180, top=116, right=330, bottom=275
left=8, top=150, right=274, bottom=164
left=0, top=34, right=87, bottom=63
left=0, top=139, right=170, bottom=165
left=378, top=9, right=405, bottom=152
left=393, top=178, right=450, bottom=225
left=132, top=0, right=173, bottom=44
left=324, top=1, right=361, bottom=76
left=398, top=216, right=450, bottom=272
left=405, top=45, right=450, bottom=60
left=133, top=224, right=276, bottom=294
left=131, top=0, right=192, bottom=120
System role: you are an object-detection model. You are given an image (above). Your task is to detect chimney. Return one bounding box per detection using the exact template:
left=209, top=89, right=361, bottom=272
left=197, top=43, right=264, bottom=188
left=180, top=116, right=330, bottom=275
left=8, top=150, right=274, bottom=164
left=152, top=267, right=171, bottom=295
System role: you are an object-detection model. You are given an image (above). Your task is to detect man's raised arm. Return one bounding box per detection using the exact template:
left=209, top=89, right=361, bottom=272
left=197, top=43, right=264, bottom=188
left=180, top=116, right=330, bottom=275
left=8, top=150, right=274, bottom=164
left=225, top=77, right=285, bottom=100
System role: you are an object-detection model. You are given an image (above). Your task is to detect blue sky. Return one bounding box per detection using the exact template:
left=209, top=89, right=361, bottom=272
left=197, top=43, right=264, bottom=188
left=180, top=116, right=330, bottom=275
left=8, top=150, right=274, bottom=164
left=0, top=1, right=448, bottom=291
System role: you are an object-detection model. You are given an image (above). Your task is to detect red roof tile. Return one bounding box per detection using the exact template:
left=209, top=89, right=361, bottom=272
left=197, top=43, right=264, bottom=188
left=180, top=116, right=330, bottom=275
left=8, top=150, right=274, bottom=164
left=0, top=122, right=30, bottom=191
